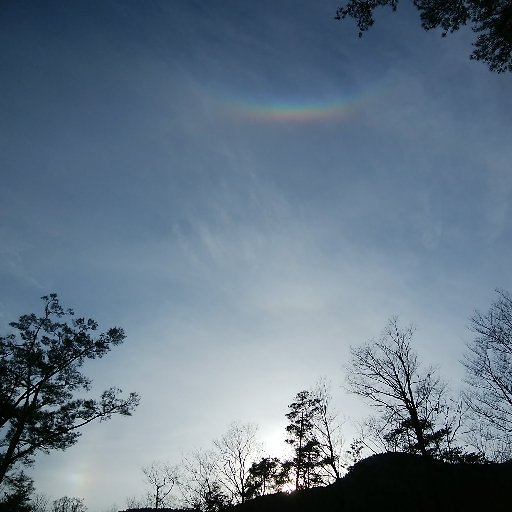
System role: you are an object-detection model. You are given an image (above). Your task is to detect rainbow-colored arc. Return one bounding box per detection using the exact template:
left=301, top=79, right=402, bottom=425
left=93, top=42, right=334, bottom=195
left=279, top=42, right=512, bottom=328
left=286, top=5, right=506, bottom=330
left=229, top=96, right=356, bottom=122
left=204, top=85, right=365, bottom=123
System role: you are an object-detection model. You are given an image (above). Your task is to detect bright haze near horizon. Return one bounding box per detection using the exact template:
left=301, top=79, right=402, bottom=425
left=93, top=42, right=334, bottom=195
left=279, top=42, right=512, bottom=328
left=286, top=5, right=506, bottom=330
left=1, top=1, right=511, bottom=510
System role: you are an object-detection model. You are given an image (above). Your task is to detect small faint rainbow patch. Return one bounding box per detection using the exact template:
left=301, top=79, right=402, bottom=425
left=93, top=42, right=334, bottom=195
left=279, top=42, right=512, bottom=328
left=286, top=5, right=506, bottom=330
left=204, top=87, right=364, bottom=124
left=229, top=96, right=355, bottom=123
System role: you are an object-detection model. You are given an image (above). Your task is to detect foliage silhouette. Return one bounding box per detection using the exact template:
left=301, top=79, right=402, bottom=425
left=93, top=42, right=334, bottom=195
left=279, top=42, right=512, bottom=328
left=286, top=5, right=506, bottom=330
left=335, top=0, right=512, bottom=72
left=51, top=496, right=86, bottom=512
left=285, top=391, right=324, bottom=489
left=245, top=457, right=287, bottom=499
left=0, top=294, right=140, bottom=487
left=0, top=471, right=33, bottom=512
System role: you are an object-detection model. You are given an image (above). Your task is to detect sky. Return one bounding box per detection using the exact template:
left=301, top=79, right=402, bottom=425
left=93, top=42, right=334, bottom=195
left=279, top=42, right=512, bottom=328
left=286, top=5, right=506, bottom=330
left=1, top=0, right=511, bottom=510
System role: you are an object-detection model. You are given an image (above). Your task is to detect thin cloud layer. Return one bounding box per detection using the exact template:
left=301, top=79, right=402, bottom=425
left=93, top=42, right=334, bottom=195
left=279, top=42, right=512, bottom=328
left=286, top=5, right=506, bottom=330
left=1, top=1, right=511, bottom=510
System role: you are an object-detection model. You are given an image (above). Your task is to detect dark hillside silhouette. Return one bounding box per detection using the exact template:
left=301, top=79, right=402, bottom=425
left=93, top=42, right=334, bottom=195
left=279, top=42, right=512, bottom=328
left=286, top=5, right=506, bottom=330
left=121, top=509, right=199, bottom=512
left=234, top=452, right=511, bottom=512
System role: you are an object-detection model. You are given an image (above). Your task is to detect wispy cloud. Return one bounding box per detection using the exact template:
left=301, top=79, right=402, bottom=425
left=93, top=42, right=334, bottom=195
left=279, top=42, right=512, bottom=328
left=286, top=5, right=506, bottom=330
left=2, top=1, right=511, bottom=510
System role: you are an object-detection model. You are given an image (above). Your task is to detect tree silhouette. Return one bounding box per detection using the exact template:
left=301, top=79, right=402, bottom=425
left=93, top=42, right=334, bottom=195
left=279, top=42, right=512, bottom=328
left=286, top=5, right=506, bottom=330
left=310, top=380, right=344, bottom=482
left=245, top=457, right=288, bottom=498
left=346, top=318, right=461, bottom=459
left=142, top=461, right=178, bottom=510
left=30, top=492, right=50, bottom=512
left=464, top=289, right=512, bottom=454
left=178, top=449, right=229, bottom=512
left=0, top=471, right=33, bottom=512
left=0, top=294, right=140, bottom=486
left=213, top=422, right=260, bottom=504
left=285, top=391, right=324, bottom=489
left=52, top=496, right=86, bottom=512
left=335, top=0, right=512, bottom=72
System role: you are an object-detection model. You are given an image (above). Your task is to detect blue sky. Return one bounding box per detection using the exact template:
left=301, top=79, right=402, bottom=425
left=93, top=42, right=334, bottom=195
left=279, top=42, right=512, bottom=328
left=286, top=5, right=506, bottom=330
left=1, top=1, right=511, bottom=510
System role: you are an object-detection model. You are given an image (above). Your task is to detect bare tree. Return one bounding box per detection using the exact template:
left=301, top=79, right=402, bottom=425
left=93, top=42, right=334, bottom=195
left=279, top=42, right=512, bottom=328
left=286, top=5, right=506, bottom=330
left=346, top=318, right=456, bottom=459
left=464, top=420, right=512, bottom=463
left=125, top=496, right=145, bottom=510
left=141, top=461, right=177, bottom=510
left=353, top=415, right=397, bottom=456
left=464, top=290, right=512, bottom=456
left=340, top=437, right=364, bottom=470
left=310, top=379, right=345, bottom=482
left=100, top=505, right=119, bottom=512
left=178, top=449, right=229, bottom=512
left=213, top=422, right=260, bottom=504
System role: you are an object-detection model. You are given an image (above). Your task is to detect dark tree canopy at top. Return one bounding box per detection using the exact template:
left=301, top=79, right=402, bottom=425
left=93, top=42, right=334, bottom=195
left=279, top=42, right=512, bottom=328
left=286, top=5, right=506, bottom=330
left=336, top=0, right=512, bottom=73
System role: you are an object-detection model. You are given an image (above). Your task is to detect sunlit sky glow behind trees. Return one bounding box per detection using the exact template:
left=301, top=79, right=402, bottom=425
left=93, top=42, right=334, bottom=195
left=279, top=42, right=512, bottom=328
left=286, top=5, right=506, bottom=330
left=1, top=0, right=511, bottom=510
